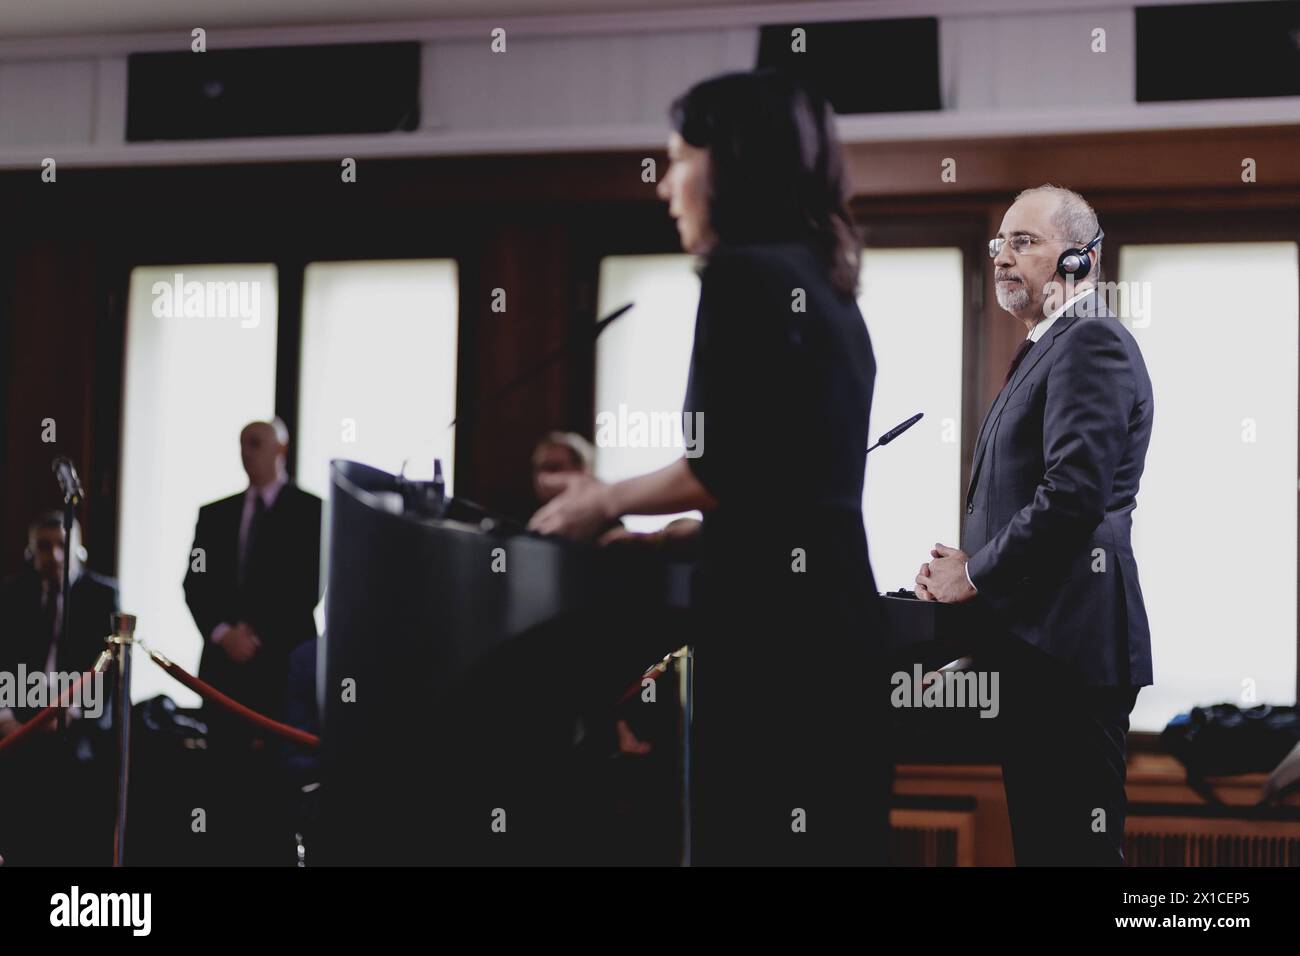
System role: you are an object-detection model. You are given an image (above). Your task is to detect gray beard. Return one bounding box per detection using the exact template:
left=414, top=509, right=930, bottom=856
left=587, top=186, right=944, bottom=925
left=996, top=282, right=1031, bottom=313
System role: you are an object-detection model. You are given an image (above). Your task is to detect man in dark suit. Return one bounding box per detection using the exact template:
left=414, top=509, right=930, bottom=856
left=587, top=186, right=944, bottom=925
left=0, top=512, right=119, bottom=864
left=183, top=418, right=321, bottom=864
left=917, top=185, right=1154, bottom=865
left=0, top=513, right=119, bottom=715
left=184, top=418, right=322, bottom=735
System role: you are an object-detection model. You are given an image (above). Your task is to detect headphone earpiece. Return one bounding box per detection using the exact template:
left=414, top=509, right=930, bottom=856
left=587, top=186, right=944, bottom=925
left=1056, top=228, right=1105, bottom=280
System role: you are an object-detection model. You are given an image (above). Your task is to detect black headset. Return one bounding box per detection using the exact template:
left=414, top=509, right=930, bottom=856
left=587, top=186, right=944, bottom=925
left=1056, top=228, right=1104, bottom=280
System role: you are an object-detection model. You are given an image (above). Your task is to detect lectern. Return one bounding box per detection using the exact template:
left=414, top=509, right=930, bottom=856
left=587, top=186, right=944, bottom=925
left=317, top=461, right=689, bottom=864
left=880, top=590, right=981, bottom=673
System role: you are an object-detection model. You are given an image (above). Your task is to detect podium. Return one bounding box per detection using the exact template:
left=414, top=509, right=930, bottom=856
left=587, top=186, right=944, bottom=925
left=880, top=590, right=981, bottom=672
left=878, top=590, right=1004, bottom=764
left=315, top=461, right=998, bottom=862
left=317, top=461, right=690, bottom=864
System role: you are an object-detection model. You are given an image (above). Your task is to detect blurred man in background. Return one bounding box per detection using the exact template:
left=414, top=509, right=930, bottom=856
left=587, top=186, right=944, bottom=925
left=184, top=418, right=322, bottom=735
left=183, top=417, right=322, bottom=863
left=0, top=511, right=119, bottom=864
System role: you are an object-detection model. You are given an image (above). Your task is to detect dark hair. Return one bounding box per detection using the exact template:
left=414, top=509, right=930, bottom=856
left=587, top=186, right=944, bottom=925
left=26, top=510, right=82, bottom=561
left=29, top=510, right=77, bottom=540
left=669, top=69, right=860, bottom=297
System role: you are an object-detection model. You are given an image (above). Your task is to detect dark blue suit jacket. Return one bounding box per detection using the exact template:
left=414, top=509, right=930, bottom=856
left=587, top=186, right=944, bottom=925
left=963, top=290, right=1154, bottom=687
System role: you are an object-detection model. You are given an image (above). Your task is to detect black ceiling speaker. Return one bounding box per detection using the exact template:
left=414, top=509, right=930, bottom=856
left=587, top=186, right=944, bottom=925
left=756, top=18, right=941, bottom=114
left=1137, top=1, right=1300, bottom=101
left=127, top=42, right=421, bottom=141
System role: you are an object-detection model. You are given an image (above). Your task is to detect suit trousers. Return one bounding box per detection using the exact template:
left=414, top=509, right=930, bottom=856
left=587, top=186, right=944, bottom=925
left=993, top=642, right=1140, bottom=866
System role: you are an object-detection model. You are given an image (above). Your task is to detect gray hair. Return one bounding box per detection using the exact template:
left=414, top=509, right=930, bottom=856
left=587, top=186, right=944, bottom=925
left=1015, top=184, right=1102, bottom=267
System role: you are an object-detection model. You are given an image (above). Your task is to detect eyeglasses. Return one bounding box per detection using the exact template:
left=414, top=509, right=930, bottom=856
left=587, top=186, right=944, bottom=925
left=987, top=235, right=1071, bottom=258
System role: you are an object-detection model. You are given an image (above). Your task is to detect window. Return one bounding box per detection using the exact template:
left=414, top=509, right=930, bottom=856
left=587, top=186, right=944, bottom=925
left=593, top=247, right=966, bottom=576
left=1119, top=241, right=1298, bottom=732
left=858, top=248, right=965, bottom=595
left=118, top=264, right=279, bottom=705
left=296, top=260, right=460, bottom=499
left=595, top=255, right=702, bottom=532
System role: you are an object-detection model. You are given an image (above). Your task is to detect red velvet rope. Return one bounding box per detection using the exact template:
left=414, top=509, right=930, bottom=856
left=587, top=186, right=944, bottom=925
left=0, top=657, right=108, bottom=757
left=615, top=657, right=673, bottom=707
left=5, top=642, right=655, bottom=759
left=149, top=652, right=319, bottom=749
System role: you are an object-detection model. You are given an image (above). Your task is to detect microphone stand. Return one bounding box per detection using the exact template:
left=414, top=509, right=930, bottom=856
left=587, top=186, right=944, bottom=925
left=109, top=612, right=136, bottom=867
left=57, top=488, right=78, bottom=736
left=447, top=301, right=633, bottom=430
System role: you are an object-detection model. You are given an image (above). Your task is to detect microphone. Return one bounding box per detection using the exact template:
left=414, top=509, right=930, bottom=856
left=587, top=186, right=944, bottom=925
left=52, top=457, right=85, bottom=505
left=867, top=412, right=923, bottom=454
left=448, top=302, right=634, bottom=428
left=430, top=301, right=635, bottom=532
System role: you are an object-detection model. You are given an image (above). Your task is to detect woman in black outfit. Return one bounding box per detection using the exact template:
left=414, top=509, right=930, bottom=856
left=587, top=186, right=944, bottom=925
left=531, top=70, right=891, bottom=865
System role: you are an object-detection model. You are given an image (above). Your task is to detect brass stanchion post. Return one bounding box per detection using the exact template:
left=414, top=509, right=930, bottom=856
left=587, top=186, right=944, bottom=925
left=108, top=612, right=136, bottom=867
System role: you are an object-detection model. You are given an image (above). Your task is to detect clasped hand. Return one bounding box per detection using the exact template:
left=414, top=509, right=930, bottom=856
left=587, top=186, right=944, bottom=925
left=915, top=542, right=976, bottom=604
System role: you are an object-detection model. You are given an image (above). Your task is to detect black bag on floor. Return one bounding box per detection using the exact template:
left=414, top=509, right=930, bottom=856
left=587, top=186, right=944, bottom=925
left=1162, top=703, right=1300, bottom=802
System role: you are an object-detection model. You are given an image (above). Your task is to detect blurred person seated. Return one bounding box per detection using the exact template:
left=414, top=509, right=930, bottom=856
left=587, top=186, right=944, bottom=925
left=533, top=429, right=706, bottom=760
left=0, top=511, right=119, bottom=865
left=530, top=431, right=597, bottom=517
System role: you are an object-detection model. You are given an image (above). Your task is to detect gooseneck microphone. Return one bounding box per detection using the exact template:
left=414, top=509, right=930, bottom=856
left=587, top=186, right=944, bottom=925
left=448, top=302, right=634, bottom=429
left=867, top=412, right=923, bottom=454
left=52, top=457, right=86, bottom=505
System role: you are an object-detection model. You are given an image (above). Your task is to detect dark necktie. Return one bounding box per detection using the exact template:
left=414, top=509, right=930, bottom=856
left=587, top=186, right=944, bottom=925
left=1004, top=337, right=1035, bottom=386
left=240, top=494, right=267, bottom=587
